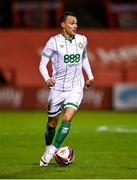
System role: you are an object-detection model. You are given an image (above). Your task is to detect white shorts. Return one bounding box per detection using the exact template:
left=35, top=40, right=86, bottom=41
left=47, top=88, right=83, bottom=117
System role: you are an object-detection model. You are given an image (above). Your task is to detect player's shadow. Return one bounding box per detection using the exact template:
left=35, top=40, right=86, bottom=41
left=32, top=162, right=59, bottom=167
left=33, top=162, right=72, bottom=168
left=0, top=162, right=68, bottom=179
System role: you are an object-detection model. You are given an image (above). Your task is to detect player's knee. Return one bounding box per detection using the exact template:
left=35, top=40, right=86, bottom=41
left=63, top=108, right=76, bottom=122
left=63, top=114, right=72, bottom=122
left=48, top=122, right=57, bottom=128
left=48, top=119, right=58, bottom=128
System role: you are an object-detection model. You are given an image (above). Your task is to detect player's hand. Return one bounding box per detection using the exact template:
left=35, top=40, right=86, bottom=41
left=46, top=79, right=56, bottom=88
left=84, top=79, right=93, bottom=89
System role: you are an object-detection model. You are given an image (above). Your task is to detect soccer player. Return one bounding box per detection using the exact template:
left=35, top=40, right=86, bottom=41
left=39, top=11, right=94, bottom=166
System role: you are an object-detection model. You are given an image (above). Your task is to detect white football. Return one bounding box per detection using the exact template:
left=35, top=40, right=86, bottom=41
left=55, top=146, right=75, bottom=165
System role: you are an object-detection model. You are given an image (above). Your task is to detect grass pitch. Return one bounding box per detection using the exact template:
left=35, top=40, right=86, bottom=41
left=0, top=110, right=137, bottom=179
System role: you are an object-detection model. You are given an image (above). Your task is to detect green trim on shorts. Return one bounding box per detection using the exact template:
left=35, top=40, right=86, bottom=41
left=48, top=108, right=61, bottom=115
left=64, top=102, right=78, bottom=108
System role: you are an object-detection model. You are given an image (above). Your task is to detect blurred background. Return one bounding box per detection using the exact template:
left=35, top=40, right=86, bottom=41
left=0, top=0, right=137, bottom=110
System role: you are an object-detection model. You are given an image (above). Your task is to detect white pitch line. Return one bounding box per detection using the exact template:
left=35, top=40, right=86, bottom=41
left=96, top=126, right=137, bottom=133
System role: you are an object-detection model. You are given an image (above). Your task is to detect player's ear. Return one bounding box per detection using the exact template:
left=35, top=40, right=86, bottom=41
left=61, top=22, right=65, bottom=28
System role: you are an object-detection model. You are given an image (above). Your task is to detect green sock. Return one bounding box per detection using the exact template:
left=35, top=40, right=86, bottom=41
left=53, top=121, right=71, bottom=148
left=45, top=124, right=55, bottom=146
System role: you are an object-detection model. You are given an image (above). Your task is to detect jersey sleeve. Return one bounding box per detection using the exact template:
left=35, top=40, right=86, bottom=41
left=41, top=37, right=55, bottom=58
left=39, top=37, right=55, bottom=81
left=82, top=35, right=88, bottom=59
left=82, top=36, right=94, bottom=80
left=39, top=56, right=50, bottom=81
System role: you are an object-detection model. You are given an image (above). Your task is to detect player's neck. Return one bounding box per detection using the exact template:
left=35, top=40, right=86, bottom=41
left=61, top=31, right=74, bottom=41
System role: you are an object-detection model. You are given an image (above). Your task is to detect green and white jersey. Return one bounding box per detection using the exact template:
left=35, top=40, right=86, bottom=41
left=41, top=33, right=93, bottom=91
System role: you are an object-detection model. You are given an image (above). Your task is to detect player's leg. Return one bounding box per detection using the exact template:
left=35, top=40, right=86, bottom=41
left=53, top=107, right=76, bottom=148
left=45, top=115, right=60, bottom=150
left=44, top=88, right=63, bottom=150
left=40, top=89, right=64, bottom=166
left=53, top=89, right=83, bottom=149
left=40, top=115, right=60, bottom=166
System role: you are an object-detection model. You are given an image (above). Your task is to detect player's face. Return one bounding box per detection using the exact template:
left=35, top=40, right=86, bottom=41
left=62, top=16, right=78, bottom=37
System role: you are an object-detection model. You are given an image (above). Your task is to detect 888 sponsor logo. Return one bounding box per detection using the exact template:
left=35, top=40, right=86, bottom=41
left=64, top=54, right=80, bottom=63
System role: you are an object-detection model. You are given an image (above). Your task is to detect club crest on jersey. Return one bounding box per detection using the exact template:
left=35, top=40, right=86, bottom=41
left=78, top=42, right=83, bottom=49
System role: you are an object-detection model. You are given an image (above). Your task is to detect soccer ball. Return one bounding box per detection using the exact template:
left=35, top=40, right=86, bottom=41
left=55, top=146, right=75, bottom=165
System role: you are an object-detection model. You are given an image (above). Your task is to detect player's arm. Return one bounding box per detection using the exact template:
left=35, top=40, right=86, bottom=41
left=82, top=55, right=94, bottom=89
left=39, top=37, right=56, bottom=87
left=82, top=37, right=94, bottom=89
left=39, top=56, right=55, bottom=87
